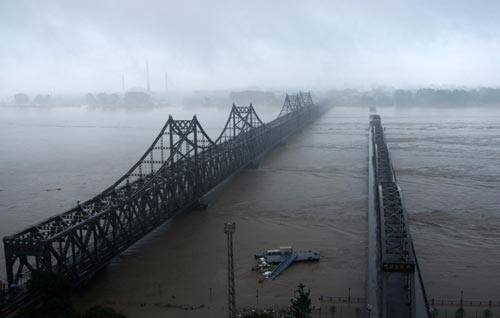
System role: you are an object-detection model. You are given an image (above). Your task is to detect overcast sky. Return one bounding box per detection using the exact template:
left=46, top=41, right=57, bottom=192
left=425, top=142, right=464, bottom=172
left=1, top=0, right=500, bottom=95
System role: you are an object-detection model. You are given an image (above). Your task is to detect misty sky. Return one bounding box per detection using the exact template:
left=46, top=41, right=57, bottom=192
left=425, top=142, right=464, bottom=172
left=1, top=0, right=500, bottom=95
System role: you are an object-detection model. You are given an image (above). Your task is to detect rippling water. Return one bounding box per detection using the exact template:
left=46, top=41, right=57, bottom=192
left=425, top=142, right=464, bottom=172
left=379, top=107, right=500, bottom=301
left=0, top=105, right=499, bottom=317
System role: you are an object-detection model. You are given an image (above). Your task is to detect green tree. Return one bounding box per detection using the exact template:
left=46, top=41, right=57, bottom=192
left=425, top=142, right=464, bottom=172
left=483, top=309, right=492, bottom=318
left=429, top=308, right=439, bottom=318
left=329, top=305, right=336, bottom=317
left=354, top=307, right=362, bottom=318
left=287, top=283, right=312, bottom=318
left=455, top=307, right=465, bottom=318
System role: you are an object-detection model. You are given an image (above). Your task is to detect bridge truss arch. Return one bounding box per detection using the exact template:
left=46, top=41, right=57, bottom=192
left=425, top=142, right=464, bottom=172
left=3, top=92, right=323, bottom=288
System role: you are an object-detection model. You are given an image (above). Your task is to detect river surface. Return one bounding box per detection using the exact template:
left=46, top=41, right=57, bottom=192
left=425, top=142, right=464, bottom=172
left=0, top=104, right=499, bottom=317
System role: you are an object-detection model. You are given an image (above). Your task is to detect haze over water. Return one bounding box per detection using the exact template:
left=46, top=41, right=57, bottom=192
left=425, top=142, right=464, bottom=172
left=1, top=104, right=499, bottom=317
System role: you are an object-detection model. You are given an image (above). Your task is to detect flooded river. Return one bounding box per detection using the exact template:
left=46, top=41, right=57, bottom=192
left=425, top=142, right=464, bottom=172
left=0, top=104, right=499, bottom=317
left=380, top=108, right=500, bottom=301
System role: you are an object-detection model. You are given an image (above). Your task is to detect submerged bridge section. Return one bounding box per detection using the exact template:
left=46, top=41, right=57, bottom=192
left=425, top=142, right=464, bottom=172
left=3, top=92, right=322, bottom=289
left=368, top=115, right=429, bottom=318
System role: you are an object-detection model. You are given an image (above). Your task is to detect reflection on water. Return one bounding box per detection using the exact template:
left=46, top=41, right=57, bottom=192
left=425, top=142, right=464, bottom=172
left=0, top=105, right=499, bottom=317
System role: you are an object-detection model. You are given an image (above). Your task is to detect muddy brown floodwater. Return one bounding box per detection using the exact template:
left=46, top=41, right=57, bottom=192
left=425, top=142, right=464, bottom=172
left=381, top=108, right=500, bottom=302
left=2, top=105, right=499, bottom=317
left=71, top=108, right=369, bottom=317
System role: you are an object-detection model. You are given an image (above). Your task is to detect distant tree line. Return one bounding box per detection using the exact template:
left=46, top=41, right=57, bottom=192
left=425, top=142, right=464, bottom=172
left=229, top=90, right=281, bottom=107
left=327, top=88, right=500, bottom=107
left=394, top=88, right=500, bottom=106
left=13, top=93, right=52, bottom=106
left=182, top=90, right=281, bottom=110
left=327, top=89, right=393, bottom=107
left=85, top=92, right=151, bottom=108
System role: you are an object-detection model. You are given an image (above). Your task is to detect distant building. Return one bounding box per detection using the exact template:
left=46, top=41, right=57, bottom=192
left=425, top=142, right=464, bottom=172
left=34, top=94, right=51, bottom=106
left=85, top=93, right=98, bottom=106
left=14, top=93, right=29, bottom=105
left=85, top=92, right=121, bottom=107
left=123, top=91, right=151, bottom=107
left=85, top=90, right=152, bottom=108
left=96, top=93, right=120, bottom=106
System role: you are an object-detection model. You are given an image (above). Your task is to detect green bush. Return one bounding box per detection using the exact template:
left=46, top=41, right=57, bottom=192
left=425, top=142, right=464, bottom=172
left=455, top=307, right=465, bottom=318
left=287, top=283, right=312, bottom=318
left=483, top=309, right=492, bottom=318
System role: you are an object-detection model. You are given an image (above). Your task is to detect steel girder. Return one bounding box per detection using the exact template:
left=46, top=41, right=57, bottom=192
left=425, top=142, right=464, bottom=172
left=370, top=115, right=414, bottom=267
left=3, top=92, right=321, bottom=287
left=369, top=114, right=428, bottom=318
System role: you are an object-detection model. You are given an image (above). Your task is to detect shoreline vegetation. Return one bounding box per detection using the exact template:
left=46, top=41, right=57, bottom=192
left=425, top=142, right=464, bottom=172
left=2, top=272, right=315, bottom=318
left=326, top=87, right=500, bottom=107
left=3, top=88, right=500, bottom=109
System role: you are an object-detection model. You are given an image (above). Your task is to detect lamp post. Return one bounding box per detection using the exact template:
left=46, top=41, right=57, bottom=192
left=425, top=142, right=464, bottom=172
left=224, top=222, right=236, bottom=318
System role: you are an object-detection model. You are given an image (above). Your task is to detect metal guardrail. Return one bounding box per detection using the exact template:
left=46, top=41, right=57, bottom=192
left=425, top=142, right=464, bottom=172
left=319, top=295, right=367, bottom=304
left=430, top=298, right=500, bottom=307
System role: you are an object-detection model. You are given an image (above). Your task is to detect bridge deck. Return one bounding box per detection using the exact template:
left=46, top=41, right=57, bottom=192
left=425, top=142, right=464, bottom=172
left=1, top=92, right=325, bottom=316
left=368, top=114, right=429, bottom=318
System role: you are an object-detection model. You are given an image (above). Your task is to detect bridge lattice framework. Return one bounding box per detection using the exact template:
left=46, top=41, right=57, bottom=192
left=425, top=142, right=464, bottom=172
left=3, top=92, right=319, bottom=288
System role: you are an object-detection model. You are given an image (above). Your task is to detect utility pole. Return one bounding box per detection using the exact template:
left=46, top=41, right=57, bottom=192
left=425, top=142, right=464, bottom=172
left=165, top=71, right=168, bottom=93
left=224, top=222, right=236, bottom=318
left=146, top=60, right=150, bottom=93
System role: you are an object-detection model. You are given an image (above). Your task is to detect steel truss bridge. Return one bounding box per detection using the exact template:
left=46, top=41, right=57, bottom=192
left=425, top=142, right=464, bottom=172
left=368, top=114, right=429, bottom=318
left=3, top=92, right=323, bottom=289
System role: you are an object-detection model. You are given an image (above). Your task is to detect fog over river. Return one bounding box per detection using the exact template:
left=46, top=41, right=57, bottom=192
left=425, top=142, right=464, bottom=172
left=0, top=104, right=499, bottom=317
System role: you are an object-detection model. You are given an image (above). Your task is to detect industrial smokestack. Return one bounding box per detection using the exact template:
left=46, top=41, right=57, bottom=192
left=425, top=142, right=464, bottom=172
left=146, top=61, right=150, bottom=93
left=165, top=71, right=168, bottom=93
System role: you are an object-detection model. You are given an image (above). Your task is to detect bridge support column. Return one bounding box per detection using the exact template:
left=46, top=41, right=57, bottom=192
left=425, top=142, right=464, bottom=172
left=410, top=273, right=417, bottom=318
left=224, top=222, right=236, bottom=318
left=4, top=244, right=14, bottom=285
